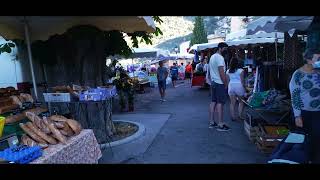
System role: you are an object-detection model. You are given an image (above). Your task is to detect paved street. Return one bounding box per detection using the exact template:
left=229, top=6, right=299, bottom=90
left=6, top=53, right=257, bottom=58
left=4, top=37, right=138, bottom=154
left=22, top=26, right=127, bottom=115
left=110, top=81, right=268, bottom=163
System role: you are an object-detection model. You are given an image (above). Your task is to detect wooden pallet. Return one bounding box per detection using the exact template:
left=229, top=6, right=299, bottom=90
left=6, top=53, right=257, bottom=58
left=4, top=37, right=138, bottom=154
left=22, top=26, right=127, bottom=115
left=254, top=125, right=284, bottom=154
left=244, top=120, right=259, bottom=143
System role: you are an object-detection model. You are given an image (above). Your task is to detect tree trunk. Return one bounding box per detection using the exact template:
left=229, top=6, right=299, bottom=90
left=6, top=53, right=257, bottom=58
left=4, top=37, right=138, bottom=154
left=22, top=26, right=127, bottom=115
left=36, top=26, right=116, bottom=143
left=67, top=100, right=115, bottom=144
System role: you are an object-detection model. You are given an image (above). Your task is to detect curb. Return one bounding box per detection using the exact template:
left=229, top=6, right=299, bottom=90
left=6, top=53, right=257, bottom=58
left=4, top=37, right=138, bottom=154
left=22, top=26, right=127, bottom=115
left=100, top=120, right=146, bottom=149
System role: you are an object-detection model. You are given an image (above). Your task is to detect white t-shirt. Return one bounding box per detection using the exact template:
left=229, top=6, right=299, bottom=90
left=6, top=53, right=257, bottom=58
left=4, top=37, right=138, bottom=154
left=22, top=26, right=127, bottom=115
left=226, top=68, right=243, bottom=84
left=209, top=53, right=225, bottom=84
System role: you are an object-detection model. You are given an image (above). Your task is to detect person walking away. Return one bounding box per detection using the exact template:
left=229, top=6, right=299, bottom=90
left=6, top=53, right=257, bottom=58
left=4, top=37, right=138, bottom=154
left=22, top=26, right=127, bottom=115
left=208, top=42, right=230, bottom=131
left=179, top=62, right=185, bottom=80
left=157, top=61, right=169, bottom=102
left=185, top=61, right=193, bottom=84
left=289, top=48, right=320, bottom=163
left=170, top=63, right=179, bottom=88
left=226, top=57, right=246, bottom=121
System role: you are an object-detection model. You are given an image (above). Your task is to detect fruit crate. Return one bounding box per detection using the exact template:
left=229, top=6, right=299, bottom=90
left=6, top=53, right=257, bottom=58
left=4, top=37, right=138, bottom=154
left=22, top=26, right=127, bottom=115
left=254, top=124, right=289, bottom=154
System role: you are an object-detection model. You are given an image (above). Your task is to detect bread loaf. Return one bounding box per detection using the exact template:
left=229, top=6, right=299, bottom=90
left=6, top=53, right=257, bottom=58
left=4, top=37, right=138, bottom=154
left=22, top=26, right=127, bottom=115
left=0, top=104, right=19, bottom=114
left=21, top=134, right=48, bottom=149
left=9, top=96, right=23, bottom=107
left=19, top=123, right=47, bottom=144
left=54, top=122, right=65, bottom=129
left=44, top=119, right=67, bottom=144
left=20, top=93, right=34, bottom=103
left=23, top=107, right=48, bottom=116
left=40, top=117, right=51, bottom=134
left=50, top=115, right=67, bottom=122
left=61, top=124, right=74, bottom=136
left=66, top=119, right=82, bottom=135
left=26, top=122, right=58, bottom=145
left=25, top=112, right=42, bottom=129
left=5, top=113, right=25, bottom=124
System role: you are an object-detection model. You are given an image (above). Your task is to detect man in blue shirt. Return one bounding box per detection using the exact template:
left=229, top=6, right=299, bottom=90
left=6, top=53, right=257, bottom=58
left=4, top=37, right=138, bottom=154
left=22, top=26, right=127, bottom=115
left=170, top=63, right=179, bottom=88
left=157, top=61, right=169, bottom=102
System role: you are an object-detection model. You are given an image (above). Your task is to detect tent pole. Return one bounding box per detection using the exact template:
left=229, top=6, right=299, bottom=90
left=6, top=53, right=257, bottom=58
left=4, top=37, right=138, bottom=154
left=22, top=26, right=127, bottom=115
left=275, top=32, right=280, bottom=79
left=24, top=17, right=38, bottom=100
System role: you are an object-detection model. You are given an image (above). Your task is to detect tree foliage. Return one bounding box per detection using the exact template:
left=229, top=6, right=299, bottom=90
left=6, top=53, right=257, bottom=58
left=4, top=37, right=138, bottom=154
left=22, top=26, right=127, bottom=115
left=190, top=16, right=208, bottom=46
left=0, top=42, right=15, bottom=54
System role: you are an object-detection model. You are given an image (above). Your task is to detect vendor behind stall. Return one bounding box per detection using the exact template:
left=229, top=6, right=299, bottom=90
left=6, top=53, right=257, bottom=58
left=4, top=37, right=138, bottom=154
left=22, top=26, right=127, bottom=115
left=195, top=59, right=205, bottom=73
left=289, top=48, right=320, bottom=163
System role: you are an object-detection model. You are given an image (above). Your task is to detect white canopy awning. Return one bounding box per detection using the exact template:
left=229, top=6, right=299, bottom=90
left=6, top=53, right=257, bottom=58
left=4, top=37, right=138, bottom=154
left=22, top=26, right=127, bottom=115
left=226, top=31, right=284, bottom=46
left=226, top=29, right=247, bottom=41
left=187, top=41, right=224, bottom=53
left=246, top=16, right=314, bottom=35
left=188, top=44, right=199, bottom=54
left=226, top=37, right=284, bottom=47
left=0, top=16, right=156, bottom=42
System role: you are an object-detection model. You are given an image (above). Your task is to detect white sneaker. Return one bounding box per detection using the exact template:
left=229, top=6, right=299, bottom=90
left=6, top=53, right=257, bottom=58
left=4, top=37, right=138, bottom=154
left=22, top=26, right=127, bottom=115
left=162, top=99, right=167, bottom=102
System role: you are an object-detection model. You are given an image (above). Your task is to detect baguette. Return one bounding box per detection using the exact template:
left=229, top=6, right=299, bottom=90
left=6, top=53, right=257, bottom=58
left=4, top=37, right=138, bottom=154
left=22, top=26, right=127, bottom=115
left=66, top=119, right=82, bottom=135
left=40, top=117, right=51, bottom=134
left=21, top=134, right=49, bottom=149
left=61, top=124, right=74, bottom=136
left=20, top=93, right=34, bottom=103
left=43, top=119, right=67, bottom=144
left=0, top=104, right=19, bottom=114
left=21, top=134, right=38, bottom=147
left=26, top=122, right=58, bottom=145
left=10, top=96, right=23, bottom=107
left=25, top=112, right=42, bottom=129
left=19, top=123, right=47, bottom=144
left=54, top=122, right=65, bottom=129
left=50, top=115, right=67, bottom=122
left=23, top=107, right=48, bottom=116
left=5, top=113, right=25, bottom=124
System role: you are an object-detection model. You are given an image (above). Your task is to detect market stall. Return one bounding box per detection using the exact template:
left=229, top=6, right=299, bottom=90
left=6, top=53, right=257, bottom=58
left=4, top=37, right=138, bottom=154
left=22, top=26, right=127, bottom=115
left=0, top=86, right=102, bottom=163
left=228, top=18, right=313, bottom=156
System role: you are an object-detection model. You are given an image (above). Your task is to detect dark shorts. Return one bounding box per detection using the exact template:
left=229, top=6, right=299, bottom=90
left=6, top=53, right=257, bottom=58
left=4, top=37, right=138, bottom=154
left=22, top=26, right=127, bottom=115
left=158, top=80, right=166, bottom=90
left=211, top=81, right=227, bottom=104
left=185, top=72, right=191, bottom=79
left=172, top=75, right=178, bottom=81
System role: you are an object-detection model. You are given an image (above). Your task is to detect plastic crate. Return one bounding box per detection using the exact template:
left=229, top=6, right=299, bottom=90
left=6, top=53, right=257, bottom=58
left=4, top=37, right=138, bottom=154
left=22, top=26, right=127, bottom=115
left=0, top=145, right=42, bottom=164
left=79, top=93, right=101, bottom=101
left=43, top=93, right=71, bottom=102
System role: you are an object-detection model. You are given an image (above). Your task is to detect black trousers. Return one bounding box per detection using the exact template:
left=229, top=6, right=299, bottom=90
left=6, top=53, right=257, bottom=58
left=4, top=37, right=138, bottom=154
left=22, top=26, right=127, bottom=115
left=301, top=110, right=320, bottom=163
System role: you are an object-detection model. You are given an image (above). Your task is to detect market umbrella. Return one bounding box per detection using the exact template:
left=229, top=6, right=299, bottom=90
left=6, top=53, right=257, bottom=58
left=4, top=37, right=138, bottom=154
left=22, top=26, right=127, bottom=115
left=0, top=16, right=156, bottom=99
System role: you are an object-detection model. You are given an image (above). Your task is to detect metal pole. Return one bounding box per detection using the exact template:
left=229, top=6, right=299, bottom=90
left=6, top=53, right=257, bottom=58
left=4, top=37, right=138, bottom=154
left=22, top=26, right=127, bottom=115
left=24, top=17, right=38, bottom=100
left=275, top=32, right=280, bottom=79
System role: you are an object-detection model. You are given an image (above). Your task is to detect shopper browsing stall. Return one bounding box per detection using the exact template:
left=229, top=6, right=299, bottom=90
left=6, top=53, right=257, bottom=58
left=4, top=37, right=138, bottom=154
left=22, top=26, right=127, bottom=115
left=226, top=57, right=246, bottom=121
left=289, top=48, right=320, bottom=163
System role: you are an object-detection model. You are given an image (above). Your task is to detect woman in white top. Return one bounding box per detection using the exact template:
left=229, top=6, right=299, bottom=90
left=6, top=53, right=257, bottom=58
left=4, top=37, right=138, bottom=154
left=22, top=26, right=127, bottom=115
left=226, top=57, right=246, bottom=121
